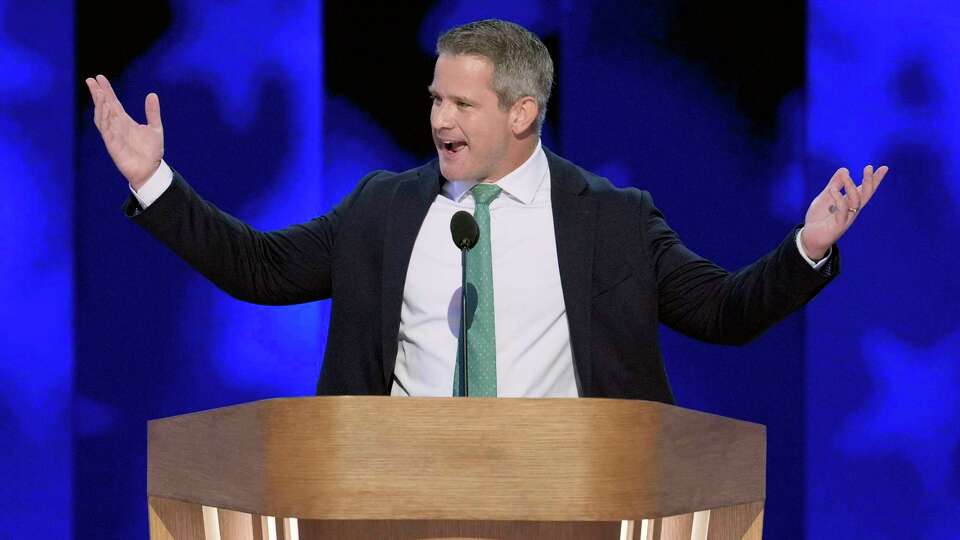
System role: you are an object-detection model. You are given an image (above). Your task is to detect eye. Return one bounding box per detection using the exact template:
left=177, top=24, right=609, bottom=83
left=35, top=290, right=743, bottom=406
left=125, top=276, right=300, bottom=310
left=456, top=100, right=471, bottom=109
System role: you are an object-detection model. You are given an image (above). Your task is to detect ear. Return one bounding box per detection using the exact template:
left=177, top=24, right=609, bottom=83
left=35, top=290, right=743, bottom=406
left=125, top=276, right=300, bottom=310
left=509, top=96, right=539, bottom=135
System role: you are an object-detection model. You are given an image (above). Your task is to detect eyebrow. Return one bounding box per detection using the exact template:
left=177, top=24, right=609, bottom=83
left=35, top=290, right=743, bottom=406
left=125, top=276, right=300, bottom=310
left=427, top=86, right=474, bottom=104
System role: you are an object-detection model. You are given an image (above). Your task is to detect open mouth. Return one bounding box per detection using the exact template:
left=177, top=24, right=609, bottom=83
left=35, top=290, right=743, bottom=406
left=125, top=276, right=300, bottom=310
left=441, top=140, right=467, bottom=154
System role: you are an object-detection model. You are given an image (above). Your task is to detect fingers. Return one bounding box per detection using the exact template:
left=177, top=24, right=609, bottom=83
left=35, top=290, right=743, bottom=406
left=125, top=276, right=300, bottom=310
left=816, top=167, right=846, bottom=205
left=864, top=165, right=890, bottom=200
left=857, top=165, right=876, bottom=208
left=824, top=167, right=846, bottom=193
left=96, top=74, right=120, bottom=104
left=86, top=78, right=103, bottom=130
left=84, top=77, right=98, bottom=103
left=145, top=93, right=162, bottom=129
left=86, top=76, right=115, bottom=132
left=822, top=167, right=862, bottom=222
left=839, top=168, right=862, bottom=212
left=827, top=185, right=848, bottom=224
left=93, top=75, right=126, bottom=125
left=856, top=163, right=890, bottom=208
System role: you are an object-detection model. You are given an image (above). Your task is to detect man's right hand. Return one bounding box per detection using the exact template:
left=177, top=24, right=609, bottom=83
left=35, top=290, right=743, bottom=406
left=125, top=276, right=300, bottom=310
left=85, top=75, right=164, bottom=191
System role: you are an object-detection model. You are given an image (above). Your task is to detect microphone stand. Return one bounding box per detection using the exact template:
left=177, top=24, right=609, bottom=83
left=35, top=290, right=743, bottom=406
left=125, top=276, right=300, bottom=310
left=450, top=209, right=477, bottom=398
left=459, top=245, right=469, bottom=397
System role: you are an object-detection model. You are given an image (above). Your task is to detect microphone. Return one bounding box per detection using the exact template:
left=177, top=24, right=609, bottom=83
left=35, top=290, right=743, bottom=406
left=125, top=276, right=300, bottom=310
left=450, top=211, right=479, bottom=396
left=450, top=210, right=479, bottom=249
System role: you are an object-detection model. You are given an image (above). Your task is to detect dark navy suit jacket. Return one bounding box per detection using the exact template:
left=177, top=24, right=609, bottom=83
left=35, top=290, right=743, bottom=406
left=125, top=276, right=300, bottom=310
left=126, top=149, right=836, bottom=404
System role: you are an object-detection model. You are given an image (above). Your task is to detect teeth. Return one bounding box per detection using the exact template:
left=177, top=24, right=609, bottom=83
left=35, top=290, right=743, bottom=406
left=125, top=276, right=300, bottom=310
left=440, top=139, right=466, bottom=153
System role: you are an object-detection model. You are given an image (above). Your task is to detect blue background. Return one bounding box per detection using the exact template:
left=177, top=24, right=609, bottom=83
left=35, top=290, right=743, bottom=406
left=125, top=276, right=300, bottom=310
left=1, top=0, right=956, bottom=538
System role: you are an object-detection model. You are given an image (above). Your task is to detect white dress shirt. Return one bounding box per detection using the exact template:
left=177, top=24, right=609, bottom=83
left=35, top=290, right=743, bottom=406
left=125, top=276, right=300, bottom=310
left=132, top=143, right=827, bottom=398
left=391, top=141, right=579, bottom=397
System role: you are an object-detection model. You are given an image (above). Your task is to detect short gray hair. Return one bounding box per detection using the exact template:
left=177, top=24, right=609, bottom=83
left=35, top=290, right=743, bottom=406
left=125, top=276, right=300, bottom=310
left=437, top=19, right=554, bottom=131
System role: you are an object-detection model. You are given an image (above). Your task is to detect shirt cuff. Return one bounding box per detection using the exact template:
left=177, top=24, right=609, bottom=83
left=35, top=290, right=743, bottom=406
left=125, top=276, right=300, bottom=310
left=130, top=160, right=173, bottom=208
left=795, top=227, right=831, bottom=270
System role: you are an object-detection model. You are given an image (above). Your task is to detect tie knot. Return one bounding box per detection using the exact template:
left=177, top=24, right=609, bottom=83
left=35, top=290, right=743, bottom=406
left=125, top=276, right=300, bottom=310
left=471, top=184, right=502, bottom=205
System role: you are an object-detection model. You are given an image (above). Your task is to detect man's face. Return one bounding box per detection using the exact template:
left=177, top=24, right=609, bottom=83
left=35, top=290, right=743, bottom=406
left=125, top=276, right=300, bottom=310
left=429, top=53, right=514, bottom=183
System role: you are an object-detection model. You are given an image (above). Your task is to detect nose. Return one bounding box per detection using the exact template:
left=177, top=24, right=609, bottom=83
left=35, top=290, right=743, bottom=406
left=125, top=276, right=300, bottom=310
left=431, top=100, right=454, bottom=130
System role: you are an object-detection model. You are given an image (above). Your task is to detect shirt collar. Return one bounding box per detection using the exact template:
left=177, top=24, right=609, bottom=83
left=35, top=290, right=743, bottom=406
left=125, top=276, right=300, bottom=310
left=443, top=140, right=547, bottom=205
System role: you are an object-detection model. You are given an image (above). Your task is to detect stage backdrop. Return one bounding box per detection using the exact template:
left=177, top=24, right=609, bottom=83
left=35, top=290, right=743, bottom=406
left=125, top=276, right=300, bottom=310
left=0, top=1, right=73, bottom=538
left=0, top=1, right=955, bottom=538
left=806, top=2, right=960, bottom=538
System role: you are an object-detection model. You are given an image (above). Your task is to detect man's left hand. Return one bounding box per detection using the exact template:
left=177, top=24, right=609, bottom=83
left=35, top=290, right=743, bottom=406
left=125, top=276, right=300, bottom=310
left=801, top=165, right=889, bottom=260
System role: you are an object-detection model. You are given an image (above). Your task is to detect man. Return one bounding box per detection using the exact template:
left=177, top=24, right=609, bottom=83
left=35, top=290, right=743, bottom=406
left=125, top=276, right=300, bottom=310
left=85, top=20, right=887, bottom=402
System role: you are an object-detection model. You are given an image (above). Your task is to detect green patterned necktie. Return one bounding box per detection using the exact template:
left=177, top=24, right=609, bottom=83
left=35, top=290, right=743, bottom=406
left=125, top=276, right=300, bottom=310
left=453, top=183, right=502, bottom=397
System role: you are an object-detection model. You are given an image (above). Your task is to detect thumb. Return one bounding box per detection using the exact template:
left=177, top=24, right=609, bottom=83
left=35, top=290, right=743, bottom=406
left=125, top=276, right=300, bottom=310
left=145, top=92, right=162, bottom=128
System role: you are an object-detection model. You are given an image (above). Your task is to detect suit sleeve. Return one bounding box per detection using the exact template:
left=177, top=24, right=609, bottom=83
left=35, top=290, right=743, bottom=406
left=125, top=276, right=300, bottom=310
left=122, top=168, right=379, bottom=306
left=643, top=191, right=839, bottom=345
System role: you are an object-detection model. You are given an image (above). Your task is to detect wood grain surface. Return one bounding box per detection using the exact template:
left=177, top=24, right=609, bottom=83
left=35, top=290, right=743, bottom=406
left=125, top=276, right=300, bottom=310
left=148, top=496, right=205, bottom=540
left=148, top=397, right=765, bottom=522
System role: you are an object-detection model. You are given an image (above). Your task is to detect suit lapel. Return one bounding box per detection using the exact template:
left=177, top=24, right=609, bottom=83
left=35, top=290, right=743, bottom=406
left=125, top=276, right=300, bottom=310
left=380, top=163, right=443, bottom=388
left=546, top=150, right=597, bottom=395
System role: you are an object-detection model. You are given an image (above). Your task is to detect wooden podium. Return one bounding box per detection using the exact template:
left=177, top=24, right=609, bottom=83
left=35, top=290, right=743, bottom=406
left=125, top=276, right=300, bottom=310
left=147, top=397, right=765, bottom=539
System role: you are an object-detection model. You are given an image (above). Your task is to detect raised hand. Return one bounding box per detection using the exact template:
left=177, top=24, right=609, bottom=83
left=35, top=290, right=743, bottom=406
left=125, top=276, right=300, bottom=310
left=801, top=165, right=889, bottom=260
left=85, top=75, right=164, bottom=191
